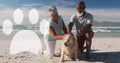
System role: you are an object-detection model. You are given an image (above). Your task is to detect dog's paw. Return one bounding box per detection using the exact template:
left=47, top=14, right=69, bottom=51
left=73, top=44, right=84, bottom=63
left=59, top=59, right=65, bottom=62
left=66, top=58, right=72, bottom=61
left=76, top=59, right=79, bottom=61
left=58, top=61, right=63, bottom=63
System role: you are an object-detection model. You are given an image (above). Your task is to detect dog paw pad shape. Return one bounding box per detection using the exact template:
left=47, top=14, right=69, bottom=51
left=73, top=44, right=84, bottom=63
left=2, top=8, right=42, bottom=54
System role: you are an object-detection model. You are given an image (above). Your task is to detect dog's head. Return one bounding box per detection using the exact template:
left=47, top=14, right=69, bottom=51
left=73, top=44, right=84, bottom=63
left=63, top=34, right=75, bottom=47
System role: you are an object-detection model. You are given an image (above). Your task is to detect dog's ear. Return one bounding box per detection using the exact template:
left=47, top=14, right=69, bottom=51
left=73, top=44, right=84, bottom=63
left=69, top=33, right=74, bottom=37
left=69, top=35, right=74, bottom=40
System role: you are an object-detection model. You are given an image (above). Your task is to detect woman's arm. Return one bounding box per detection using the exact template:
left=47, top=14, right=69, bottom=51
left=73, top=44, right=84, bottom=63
left=49, top=26, right=66, bottom=40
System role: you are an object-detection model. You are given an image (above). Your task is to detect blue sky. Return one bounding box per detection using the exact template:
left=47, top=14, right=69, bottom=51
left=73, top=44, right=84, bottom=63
left=0, top=0, right=120, bottom=9
left=0, top=0, right=120, bottom=25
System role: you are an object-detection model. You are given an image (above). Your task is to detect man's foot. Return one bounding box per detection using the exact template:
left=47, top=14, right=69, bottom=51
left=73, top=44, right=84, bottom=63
left=80, top=49, right=83, bottom=53
left=86, top=52, right=90, bottom=59
left=80, top=47, right=86, bottom=53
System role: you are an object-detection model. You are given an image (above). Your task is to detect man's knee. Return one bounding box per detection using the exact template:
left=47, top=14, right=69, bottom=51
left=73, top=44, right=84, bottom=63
left=91, top=31, right=94, bottom=38
left=85, top=33, right=91, bottom=39
left=85, top=31, right=94, bottom=39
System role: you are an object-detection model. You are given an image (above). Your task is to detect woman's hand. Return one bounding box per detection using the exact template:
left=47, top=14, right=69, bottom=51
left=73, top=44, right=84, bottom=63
left=62, top=34, right=69, bottom=39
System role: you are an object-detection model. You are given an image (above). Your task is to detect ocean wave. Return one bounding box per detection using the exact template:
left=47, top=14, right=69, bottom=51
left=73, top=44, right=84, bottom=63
left=92, top=27, right=120, bottom=33
left=1, top=26, right=120, bottom=33
left=93, top=30, right=111, bottom=33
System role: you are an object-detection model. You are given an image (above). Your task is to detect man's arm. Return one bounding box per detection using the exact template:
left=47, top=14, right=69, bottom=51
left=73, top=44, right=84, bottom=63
left=67, top=22, right=74, bottom=33
left=84, top=24, right=92, bottom=32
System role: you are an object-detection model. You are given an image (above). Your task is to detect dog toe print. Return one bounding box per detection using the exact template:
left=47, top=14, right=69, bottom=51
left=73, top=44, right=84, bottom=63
left=2, top=8, right=43, bottom=54
left=39, top=19, right=49, bottom=35
left=3, top=19, right=13, bottom=35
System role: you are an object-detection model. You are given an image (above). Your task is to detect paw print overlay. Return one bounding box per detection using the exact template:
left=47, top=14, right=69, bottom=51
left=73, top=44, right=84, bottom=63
left=2, top=8, right=49, bottom=54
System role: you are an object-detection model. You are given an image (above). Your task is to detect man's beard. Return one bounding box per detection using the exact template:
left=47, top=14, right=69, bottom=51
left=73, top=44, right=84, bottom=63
left=76, top=10, right=85, bottom=17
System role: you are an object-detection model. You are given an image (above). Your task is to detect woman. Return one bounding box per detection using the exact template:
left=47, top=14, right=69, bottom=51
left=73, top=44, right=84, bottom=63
left=43, top=6, right=67, bottom=59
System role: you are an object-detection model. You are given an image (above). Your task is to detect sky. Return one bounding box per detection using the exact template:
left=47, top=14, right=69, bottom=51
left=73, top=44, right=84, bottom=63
left=0, top=0, right=120, bottom=25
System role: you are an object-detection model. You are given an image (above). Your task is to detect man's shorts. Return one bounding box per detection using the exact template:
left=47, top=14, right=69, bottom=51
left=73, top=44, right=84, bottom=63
left=77, top=30, right=94, bottom=49
left=77, top=35, right=86, bottom=49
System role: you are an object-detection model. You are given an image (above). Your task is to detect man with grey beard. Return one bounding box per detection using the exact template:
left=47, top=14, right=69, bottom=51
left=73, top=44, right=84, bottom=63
left=68, top=1, right=94, bottom=59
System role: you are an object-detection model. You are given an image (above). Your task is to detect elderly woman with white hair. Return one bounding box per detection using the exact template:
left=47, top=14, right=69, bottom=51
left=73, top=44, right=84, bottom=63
left=43, top=6, right=68, bottom=59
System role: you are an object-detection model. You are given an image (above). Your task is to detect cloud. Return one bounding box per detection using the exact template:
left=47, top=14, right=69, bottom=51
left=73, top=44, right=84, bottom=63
left=57, top=7, right=120, bottom=22
left=21, top=3, right=44, bottom=7
left=0, top=4, right=120, bottom=26
left=87, top=9, right=120, bottom=22
left=56, top=0, right=75, bottom=6
left=0, top=5, right=50, bottom=25
left=0, top=6, right=14, bottom=25
left=58, top=7, right=120, bottom=22
left=0, top=4, right=13, bottom=10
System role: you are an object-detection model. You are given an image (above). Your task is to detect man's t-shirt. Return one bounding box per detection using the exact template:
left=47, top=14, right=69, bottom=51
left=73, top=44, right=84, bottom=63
left=70, top=12, right=93, bottom=37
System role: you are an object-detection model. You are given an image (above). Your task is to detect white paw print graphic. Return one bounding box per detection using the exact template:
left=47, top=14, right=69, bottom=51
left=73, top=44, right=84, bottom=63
left=2, top=8, right=49, bottom=54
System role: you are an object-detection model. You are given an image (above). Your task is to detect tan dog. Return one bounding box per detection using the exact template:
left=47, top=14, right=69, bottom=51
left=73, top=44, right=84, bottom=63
left=60, top=34, right=78, bottom=62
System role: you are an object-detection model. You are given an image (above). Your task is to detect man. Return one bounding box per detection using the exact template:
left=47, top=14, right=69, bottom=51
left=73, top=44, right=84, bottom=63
left=68, top=1, right=94, bottom=59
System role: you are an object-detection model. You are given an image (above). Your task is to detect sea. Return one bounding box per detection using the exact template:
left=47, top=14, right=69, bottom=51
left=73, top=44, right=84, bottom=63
left=0, top=25, right=120, bottom=38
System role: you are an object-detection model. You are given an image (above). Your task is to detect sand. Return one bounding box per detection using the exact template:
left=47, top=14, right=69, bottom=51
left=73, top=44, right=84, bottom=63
left=0, top=37, right=120, bottom=63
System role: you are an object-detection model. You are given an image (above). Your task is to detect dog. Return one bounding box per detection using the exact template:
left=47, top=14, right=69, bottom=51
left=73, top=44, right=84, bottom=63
left=59, top=34, right=78, bottom=62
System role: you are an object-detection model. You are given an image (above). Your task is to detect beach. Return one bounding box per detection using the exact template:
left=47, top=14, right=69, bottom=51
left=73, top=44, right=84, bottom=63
left=0, top=0, right=120, bottom=63
left=0, top=31, right=120, bottom=63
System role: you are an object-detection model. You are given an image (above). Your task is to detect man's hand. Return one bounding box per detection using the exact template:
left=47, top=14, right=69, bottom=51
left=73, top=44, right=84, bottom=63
left=84, top=24, right=92, bottom=32
left=78, top=28, right=84, bottom=33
